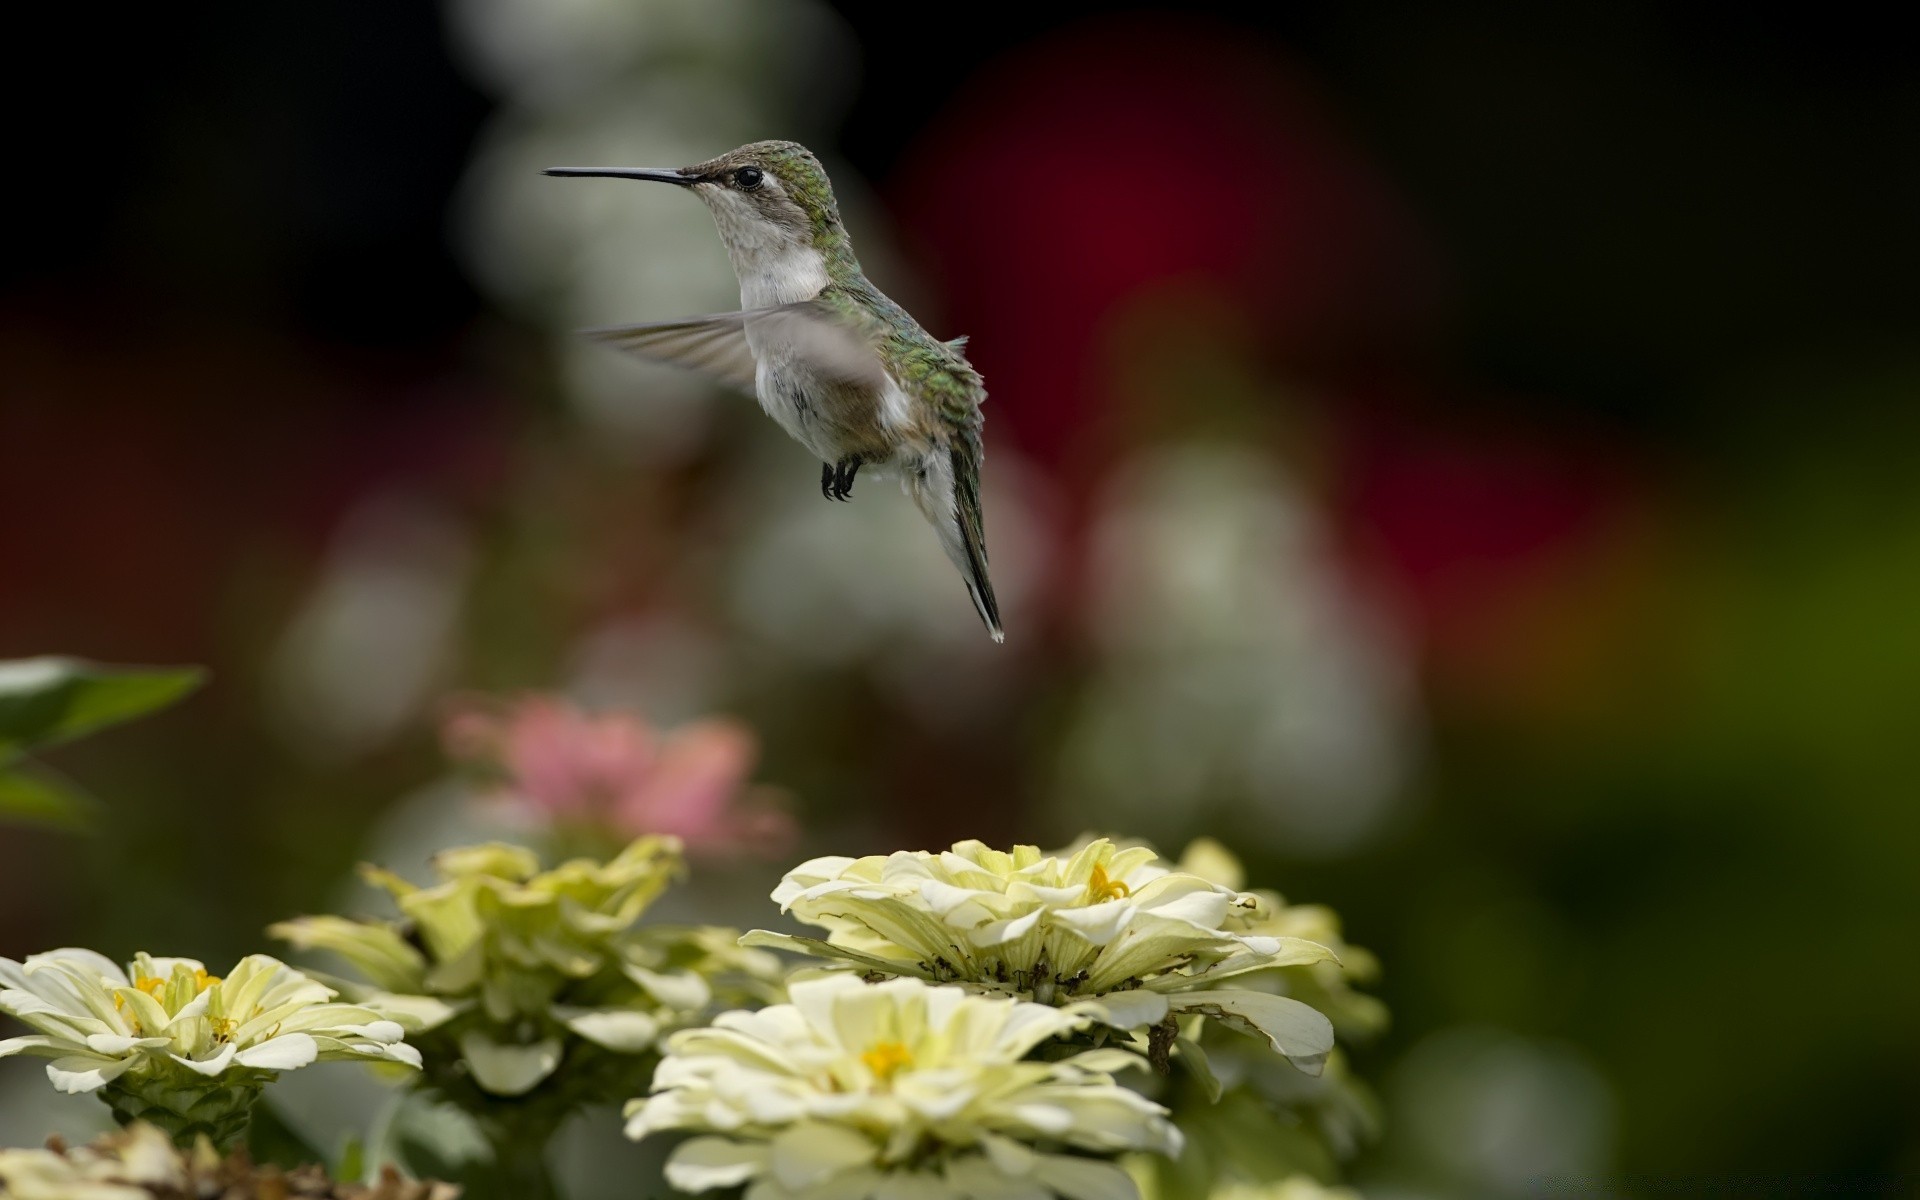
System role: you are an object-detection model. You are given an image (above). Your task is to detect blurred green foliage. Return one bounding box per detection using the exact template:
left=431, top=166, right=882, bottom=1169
left=0, top=659, right=204, bottom=831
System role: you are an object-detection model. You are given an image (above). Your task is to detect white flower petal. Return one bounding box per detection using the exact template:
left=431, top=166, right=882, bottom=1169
left=978, top=1133, right=1035, bottom=1177
left=558, top=1007, right=659, bottom=1052
left=625, top=967, right=710, bottom=1012
left=1069, top=991, right=1168, bottom=1031
left=665, top=1137, right=770, bottom=1191
left=365, top=992, right=462, bottom=1032
left=772, top=856, right=861, bottom=908
left=1168, top=989, right=1334, bottom=1074
left=0, top=1034, right=67, bottom=1059
left=1247, top=936, right=1340, bottom=968
left=1049, top=902, right=1137, bottom=946
left=0, top=987, right=88, bottom=1026
left=235, top=1033, right=319, bottom=1071
left=738, top=931, right=929, bottom=979
left=1030, top=1156, right=1140, bottom=1200
left=459, top=1032, right=560, bottom=1096
left=29, top=948, right=128, bottom=985
left=969, top=910, right=1043, bottom=948
left=946, top=1154, right=1050, bottom=1200
left=769, top=1122, right=876, bottom=1190
left=341, top=1036, right=424, bottom=1067
left=873, top=1172, right=961, bottom=1200
left=786, top=1166, right=886, bottom=1200
left=83, top=1033, right=170, bottom=1056
left=896, top=1075, right=976, bottom=1121
left=170, top=1043, right=237, bottom=1076
left=47, top=1054, right=133, bottom=1093
left=1060, top=1048, right=1152, bottom=1076
left=312, top=1034, right=422, bottom=1068
left=1008, top=1104, right=1073, bottom=1134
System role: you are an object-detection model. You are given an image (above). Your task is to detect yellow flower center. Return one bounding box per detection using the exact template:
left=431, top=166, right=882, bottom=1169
left=1087, top=863, right=1132, bottom=903
left=861, top=1040, right=913, bottom=1083
left=112, top=970, right=221, bottom=1034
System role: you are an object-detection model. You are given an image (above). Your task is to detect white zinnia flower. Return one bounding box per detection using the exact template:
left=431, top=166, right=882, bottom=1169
left=0, top=1122, right=184, bottom=1200
left=627, top=974, right=1180, bottom=1200
left=745, top=840, right=1340, bottom=1073
left=0, top=949, right=418, bottom=1145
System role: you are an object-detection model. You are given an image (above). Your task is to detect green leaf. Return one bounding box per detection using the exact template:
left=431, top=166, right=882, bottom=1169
left=1174, top=1034, right=1224, bottom=1103
left=0, top=765, right=101, bottom=831
left=0, top=657, right=205, bottom=762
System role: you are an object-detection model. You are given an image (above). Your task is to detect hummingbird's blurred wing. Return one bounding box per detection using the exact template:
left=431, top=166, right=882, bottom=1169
left=587, top=304, right=887, bottom=394
left=587, top=312, right=760, bottom=391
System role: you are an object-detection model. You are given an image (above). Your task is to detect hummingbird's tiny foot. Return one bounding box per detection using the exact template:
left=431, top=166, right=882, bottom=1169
left=830, top=457, right=862, bottom=500
left=820, top=462, right=835, bottom=501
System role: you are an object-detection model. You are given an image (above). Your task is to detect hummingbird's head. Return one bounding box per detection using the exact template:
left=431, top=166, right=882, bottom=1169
left=546, top=141, right=846, bottom=278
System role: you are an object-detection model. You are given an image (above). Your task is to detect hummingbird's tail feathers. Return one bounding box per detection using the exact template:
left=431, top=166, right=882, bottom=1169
left=966, top=575, right=1005, bottom=644
left=951, top=442, right=1004, bottom=643
left=906, top=442, right=1002, bottom=643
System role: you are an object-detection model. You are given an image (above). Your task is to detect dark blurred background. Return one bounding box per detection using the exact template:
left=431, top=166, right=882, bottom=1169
left=4, top=2, right=1918, bottom=1195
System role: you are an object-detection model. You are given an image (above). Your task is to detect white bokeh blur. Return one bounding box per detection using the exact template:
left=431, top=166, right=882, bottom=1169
left=1055, top=443, right=1419, bottom=856
left=267, top=493, right=473, bottom=761
left=1376, top=1026, right=1615, bottom=1199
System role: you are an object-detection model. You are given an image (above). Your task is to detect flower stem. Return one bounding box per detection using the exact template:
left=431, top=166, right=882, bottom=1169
left=487, top=1129, right=561, bottom=1200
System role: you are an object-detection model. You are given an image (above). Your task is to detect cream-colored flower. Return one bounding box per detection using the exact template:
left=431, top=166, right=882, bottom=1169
left=0, top=950, right=416, bottom=1146
left=745, top=839, right=1339, bottom=1072
left=0, top=1123, right=185, bottom=1200
left=0, top=1121, right=460, bottom=1200
left=628, top=974, right=1180, bottom=1200
left=273, top=837, right=779, bottom=1102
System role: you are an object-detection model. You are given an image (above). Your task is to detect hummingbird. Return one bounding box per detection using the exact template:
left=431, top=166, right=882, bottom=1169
left=545, top=141, right=1003, bottom=642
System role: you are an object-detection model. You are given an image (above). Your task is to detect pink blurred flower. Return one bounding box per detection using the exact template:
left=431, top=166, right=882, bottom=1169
left=442, top=695, right=793, bottom=855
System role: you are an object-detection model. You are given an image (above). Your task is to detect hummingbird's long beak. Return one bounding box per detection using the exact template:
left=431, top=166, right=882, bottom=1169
left=542, top=167, right=699, bottom=186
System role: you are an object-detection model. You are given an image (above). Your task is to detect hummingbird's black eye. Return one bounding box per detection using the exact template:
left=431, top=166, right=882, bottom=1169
left=734, top=167, right=764, bottom=191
